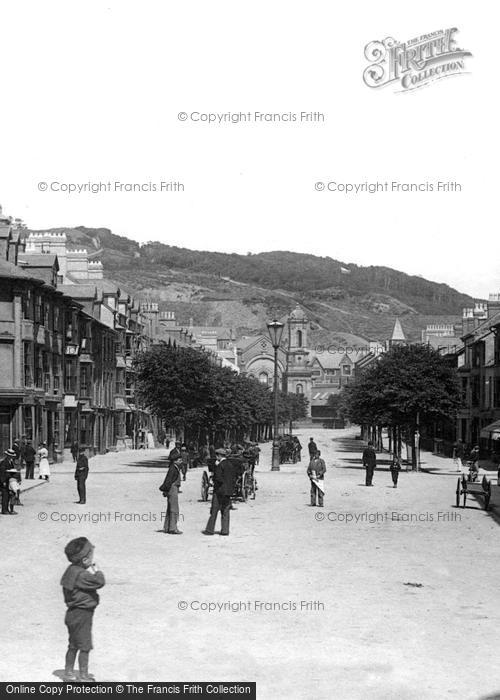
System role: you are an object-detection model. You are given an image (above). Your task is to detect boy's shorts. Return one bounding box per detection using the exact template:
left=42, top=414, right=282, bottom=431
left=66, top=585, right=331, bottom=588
left=65, top=608, right=94, bottom=651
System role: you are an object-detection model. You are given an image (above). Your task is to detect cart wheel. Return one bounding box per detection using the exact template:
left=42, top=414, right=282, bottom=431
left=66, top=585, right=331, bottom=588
left=241, top=472, right=249, bottom=502
left=455, top=478, right=461, bottom=508
left=201, top=471, right=209, bottom=501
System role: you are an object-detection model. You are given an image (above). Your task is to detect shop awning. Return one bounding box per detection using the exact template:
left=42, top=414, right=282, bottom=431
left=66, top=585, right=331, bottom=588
left=114, top=397, right=131, bottom=411
left=480, top=420, right=500, bottom=438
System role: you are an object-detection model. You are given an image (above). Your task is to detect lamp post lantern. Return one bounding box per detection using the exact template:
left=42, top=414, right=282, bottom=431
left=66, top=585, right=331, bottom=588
left=267, top=319, right=285, bottom=471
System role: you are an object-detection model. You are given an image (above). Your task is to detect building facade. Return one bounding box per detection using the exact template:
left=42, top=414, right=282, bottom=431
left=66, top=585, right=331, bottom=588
left=0, top=208, right=162, bottom=459
left=235, top=305, right=363, bottom=422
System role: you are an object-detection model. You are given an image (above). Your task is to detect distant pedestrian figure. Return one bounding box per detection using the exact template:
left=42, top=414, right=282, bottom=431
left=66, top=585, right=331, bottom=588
left=71, top=441, right=79, bottom=463
left=24, top=440, right=36, bottom=479
left=362, top=441, right=377, bottom=486
left=390, top=454, right=401, bottom=488
left=6, top=463, right=22, bottom=510
left=469, top=445, right=480, bottom=480
left=75, top=449, right=89, bottom=504
left=308, top=451, right=326, bottom=506
left=308, top=437, right=318, bottom=459
left=38, top=442, right=50, bottom=481
left=61, top=537, right=105, bottom=682
left=180, top=443, right=189, bottom=481
left=0, top=449, right=17, bottom=514
left=293, top=437, right=302, bottom=462
left=12, top=438, right=21, bottom=464
left=160, top=456, right=183, bottom=534
left=453, top=440, right=465, bottom=471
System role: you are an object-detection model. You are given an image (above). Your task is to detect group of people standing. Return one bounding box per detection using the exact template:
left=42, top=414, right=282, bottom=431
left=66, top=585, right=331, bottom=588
left=159, top=442, right=250, bottom=536
left=305, top=437, right=403, bottom=499
left=362, top=441, right=402, bottom=487
left=0, top=438, right=51, bottom=515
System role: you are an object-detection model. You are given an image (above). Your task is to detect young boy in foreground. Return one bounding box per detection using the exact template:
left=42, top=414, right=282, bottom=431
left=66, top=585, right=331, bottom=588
left=61, top=537, right=105, bottom=682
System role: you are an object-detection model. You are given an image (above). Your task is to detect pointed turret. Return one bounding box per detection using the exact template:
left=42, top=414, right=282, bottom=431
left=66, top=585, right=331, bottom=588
left=388, top=318, right=406, bottom=348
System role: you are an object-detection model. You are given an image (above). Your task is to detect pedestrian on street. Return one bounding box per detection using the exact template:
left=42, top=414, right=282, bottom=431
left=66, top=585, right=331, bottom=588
left=469, top=445, right=480, bottom=480
left=180, top=443, right=189, bottom=481
left=75, top=449, right=89, bottom=504
left=24, top=440, right=36, bottom=479
left=453, top=440, right=465, bottom=471
left=71, top=440, right=79, bottom=463
left=308, top=437, right=318, bottom=460
left=38, top=442, right=50, bottom=481
left=60, top=537, right=105, bottom=682
left=362, top=441, right=377, bottom=486
left=390, top=454, right=401, bottom=488
left=12, top=438, right=21, bottom=464
left=293, top=436, right=302, bottom=462
left=160, top=455, right=183, bottom=534
left=0, top=449, right=18, bottom=515
left=308, top=450, right=326, bottom=507
left=6, top=463, right=22, bottom=510
left=203, top=449, right=239, bottom=536
left=253, top=444, right=261, bottom=465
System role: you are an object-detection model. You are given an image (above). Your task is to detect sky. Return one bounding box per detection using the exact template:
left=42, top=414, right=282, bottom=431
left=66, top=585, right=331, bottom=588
left=0, top=1, right=495, bottom=298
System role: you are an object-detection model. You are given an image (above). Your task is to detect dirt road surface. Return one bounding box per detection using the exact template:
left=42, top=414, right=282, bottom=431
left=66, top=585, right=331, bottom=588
left=2, top=427, right=500, bottom=700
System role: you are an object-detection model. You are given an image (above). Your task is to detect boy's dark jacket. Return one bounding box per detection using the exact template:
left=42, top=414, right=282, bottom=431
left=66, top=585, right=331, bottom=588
left=61, top=564, right=105, bottom=610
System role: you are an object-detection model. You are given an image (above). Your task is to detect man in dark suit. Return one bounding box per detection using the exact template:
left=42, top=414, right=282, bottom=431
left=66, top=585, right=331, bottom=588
left=362, top=441, right=377, bottom=486
left=308, top=437, right=318, bottom=459
left=75, top=448, right=89, bottom=504
left=24, top=440, right=36, bottom=479
left=160, top=456, right=183, bottom=534
left=203, top=451, right=239, bottom=536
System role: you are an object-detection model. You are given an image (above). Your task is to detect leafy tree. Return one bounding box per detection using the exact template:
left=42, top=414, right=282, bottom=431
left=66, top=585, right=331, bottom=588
left=134, top=344, right=275, bottom=444
left=344, top=344, right=461, bottom=467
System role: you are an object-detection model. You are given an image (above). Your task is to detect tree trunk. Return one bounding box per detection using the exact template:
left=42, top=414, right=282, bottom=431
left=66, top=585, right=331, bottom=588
left=410, top=427, right=417, bottom=470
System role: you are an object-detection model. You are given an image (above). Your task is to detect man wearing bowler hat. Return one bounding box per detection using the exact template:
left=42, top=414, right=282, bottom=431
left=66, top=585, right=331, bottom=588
left=203, top=448, right=239, bottom=536
left=160, top=455, right=183, bottom=534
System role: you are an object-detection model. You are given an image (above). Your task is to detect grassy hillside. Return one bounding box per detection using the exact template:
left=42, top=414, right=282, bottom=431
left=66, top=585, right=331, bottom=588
left=26, top=226, right=476, bottom=343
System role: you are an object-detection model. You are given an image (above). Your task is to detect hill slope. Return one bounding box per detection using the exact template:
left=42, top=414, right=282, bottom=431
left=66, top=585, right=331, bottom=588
left=26, top=226, right=476, bottom=343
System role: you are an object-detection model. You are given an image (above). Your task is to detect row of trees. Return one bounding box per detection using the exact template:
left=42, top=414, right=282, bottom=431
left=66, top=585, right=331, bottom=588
left=342, top=344, right=461, bottom=468
left=134, top=344, right=308, bottom=446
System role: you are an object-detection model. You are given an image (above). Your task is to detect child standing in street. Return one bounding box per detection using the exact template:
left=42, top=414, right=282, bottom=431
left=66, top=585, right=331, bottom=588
left=390, top=454, right=402, bottom=488
left=60, top=537, right=105, bottom=682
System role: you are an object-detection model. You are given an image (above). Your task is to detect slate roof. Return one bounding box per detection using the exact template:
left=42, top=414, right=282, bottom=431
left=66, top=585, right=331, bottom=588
left=58, top=284, right=97, bottom=300
left=0, top=257, right=43, bottom=283
left=17, top=253, right=59, bottom=269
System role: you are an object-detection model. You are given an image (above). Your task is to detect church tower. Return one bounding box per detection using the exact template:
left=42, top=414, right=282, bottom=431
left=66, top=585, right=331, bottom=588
left=285, top=305, right=312, bottom=414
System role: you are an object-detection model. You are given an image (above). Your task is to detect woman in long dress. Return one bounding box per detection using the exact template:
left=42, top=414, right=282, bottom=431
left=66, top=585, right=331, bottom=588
left=38, top=442, right=50, bottom=481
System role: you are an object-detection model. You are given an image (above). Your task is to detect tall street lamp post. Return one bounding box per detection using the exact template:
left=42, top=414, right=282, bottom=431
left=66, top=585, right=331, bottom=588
left=267, top=319, right=285, bottom=471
